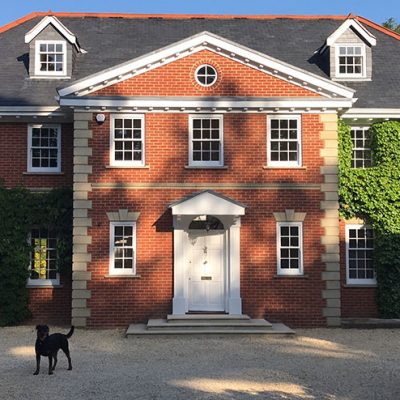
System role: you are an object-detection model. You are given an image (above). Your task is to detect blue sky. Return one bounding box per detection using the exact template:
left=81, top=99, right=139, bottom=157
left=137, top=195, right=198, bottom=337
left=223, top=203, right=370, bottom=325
left=1, top=0, right=399, bottom=27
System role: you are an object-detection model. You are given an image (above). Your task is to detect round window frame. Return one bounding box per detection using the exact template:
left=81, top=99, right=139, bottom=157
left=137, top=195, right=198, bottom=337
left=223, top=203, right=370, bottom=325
left=195, top=64, right=218, bottom=87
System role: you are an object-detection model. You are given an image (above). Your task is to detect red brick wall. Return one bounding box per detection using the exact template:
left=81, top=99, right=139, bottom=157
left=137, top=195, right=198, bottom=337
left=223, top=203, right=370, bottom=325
left=340, top=220, right=378, bottom=318
left=0, top=121, right=73, bottom=325
left=0, top=122, right=73, bottom=188
left=93, top=50, right=321, bottom=98
left=89, top=113, right=324, bottom=185
left=28, top=276, right=72, bottom=325
left=87, top=189, right=325, bottom=328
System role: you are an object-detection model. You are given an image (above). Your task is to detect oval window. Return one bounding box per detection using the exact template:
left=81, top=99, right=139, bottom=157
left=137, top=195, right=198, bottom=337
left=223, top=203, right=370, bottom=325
left=195, top=64, right=217, bottom=87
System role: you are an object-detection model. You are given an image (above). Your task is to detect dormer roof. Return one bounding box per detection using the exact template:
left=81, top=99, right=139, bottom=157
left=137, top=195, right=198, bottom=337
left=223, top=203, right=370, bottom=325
left=24, top=16, right=82, bottom=52
left=326, top=18, right=377, bottom=47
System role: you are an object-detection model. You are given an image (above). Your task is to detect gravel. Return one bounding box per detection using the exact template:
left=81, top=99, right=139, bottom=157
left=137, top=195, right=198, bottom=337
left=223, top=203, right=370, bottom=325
left=1, top=326, right=399, bottom=399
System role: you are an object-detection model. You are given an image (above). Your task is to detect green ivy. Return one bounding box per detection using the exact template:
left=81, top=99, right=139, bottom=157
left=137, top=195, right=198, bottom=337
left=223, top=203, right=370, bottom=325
left=338, top=120, right=400, bottom=317
left=0, top=187, right=72, bottom=326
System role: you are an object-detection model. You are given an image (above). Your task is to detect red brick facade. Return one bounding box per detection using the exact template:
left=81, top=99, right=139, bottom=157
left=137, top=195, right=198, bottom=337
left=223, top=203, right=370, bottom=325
left=0, top=122, right=73, bottom=325
left=0, top=40, right=380, bottom=328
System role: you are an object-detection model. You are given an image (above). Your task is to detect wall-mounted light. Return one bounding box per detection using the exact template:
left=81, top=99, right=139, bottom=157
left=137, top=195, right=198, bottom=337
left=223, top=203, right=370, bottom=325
left=96, top=113, right=106, bottom=124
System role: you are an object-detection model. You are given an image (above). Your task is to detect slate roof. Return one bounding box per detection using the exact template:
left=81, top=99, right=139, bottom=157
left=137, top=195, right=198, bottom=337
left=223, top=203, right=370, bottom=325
left=0, top=14, right=399, bottom=108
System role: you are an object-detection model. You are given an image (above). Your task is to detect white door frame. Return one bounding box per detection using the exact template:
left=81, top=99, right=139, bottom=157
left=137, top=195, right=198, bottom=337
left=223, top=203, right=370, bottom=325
left=172, top=214, right=242, bottom=315
left=170, top=191, right=245, bottom=315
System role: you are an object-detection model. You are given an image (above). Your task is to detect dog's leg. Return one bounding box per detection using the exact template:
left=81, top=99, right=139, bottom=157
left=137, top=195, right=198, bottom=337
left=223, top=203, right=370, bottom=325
left=62, top=342, right=72, bottom=371
left=33, top=353, right=40, bottom=375
left=52, top=351, right=58, bottom=371
left=48, top=356, right=53, bottom=375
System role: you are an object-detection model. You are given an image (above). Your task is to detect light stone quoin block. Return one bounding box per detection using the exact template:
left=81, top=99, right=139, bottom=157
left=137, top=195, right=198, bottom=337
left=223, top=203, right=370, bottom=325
left=319, top=113, right=341, bottom=327
left=72, top=111, right=93, bottom=328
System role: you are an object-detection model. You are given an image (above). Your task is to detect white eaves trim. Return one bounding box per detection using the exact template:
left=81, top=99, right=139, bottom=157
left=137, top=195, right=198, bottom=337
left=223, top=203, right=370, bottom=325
left=59, top=96, right=354, bottom=111
left=57, top=31, right=355, bottom=100
left=25, top=16, right=81, bottom=52
left=343, top=108, right=400, bottom=119
left=0, top=106, right=65, bottom=117
left=326, top=19, right=376, bottom=47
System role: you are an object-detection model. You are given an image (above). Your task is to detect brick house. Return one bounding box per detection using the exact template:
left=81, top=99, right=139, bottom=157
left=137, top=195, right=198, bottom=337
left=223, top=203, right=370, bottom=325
left=1, top=12, right=398, bottom=328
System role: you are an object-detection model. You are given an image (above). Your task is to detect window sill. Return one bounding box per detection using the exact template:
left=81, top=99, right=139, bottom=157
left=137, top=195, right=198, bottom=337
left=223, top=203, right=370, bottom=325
left=332, top=77, right=371, bottom=82
left=274, top=274, right=308, bottom=279
left=106, top=165, right=150, bottom=169
left=27, top=284, right=63, bottom=289
left=184, top=165, right=228, bottom=170
left=263, top=166, right=306, bottom=170
left=24, top=172, right=64, bottom=175
left=104, top=274, right=142, bottom=279
left=343, top=284, right=377, bottom=288
left=29, top=76, right=71, bottom=80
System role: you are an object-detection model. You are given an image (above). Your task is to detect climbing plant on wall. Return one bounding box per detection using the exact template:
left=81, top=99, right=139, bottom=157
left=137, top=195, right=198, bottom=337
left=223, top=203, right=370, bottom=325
left=0, top=187, right=72, bottom=326
left=338, top=120, right=400, bottom=318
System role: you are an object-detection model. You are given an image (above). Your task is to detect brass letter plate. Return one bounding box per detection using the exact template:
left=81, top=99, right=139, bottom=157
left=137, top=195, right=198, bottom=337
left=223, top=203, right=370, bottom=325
left=201, top=276, right=212, bottom=280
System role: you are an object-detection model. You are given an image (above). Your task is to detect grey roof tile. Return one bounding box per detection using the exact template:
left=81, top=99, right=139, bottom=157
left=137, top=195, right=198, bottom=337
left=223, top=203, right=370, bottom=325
left=0, top=16, right=398, bottom=108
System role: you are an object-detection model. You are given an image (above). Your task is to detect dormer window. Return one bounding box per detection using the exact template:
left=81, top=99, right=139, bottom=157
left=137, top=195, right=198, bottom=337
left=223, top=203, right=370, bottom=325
left=324, top=18, right=376, bottom=81
left=336, top=45, right=366, bottom=78
left=35, top=40, right=66, bottom=76
left=25, top=16, right=83, bottom=79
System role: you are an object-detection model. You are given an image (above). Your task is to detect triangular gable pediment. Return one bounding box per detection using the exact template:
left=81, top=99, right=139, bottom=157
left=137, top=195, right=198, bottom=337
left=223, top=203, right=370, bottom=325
left=25, top=16, right=82, bottom=52
left=170, top=190, right=246, bottom=216
left=58, top=31, right=354, bottom=100
left=326, top=18, right=376, bottom=47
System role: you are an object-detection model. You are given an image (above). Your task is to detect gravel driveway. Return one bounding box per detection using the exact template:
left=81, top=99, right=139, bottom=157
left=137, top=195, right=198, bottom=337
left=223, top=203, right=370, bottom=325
left=1, top=326, right=399, bottom=400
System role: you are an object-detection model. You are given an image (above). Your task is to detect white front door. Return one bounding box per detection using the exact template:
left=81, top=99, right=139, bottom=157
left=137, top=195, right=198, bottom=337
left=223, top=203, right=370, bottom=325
left=188, top=231, right=225, bottom=312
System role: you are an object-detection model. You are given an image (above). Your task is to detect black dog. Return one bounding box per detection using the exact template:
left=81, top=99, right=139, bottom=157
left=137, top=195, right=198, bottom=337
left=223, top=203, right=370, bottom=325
left=33, top=325, right=74, bottom=375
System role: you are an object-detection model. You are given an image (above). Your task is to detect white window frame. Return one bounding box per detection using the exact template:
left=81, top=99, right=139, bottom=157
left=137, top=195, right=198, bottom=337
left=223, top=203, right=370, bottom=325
left=109, top=221, right=137, bottom=276
left=276, top=222, right=303, bottom=276
left=346, top=224, right=376, bottom=285
left=350, top=126, right=372, bottom=168
left=35, top=40, right=67, bottom=76
left=335, top=44, right=367, bottom=79
left=110, top=114, right=145, bottom=167
left=27, top=229, right=60, bottom=286
left=28, top=124, right=61, bottom=173
left=189, top=114, right=224, bottom=167
left=267, top=115, right=302, bottom=167
left=195, top=64, right=218, bottom=87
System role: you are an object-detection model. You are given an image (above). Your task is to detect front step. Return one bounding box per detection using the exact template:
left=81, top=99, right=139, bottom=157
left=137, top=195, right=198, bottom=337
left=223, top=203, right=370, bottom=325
left=126, top=315, right=294, bottom=336
left=148, top=318, right=272, bottom=329
left=167, top=313, right=251, bottom=322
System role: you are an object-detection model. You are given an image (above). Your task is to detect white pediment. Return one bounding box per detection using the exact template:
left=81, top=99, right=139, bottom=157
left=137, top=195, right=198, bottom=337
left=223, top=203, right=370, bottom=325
left=170, top=190, right=245, bottom=216
left=326, top=18, right=376, bottom=47
left=58, top=31, right=355, bottom=100
left=25, top=16, right=82, bottom=52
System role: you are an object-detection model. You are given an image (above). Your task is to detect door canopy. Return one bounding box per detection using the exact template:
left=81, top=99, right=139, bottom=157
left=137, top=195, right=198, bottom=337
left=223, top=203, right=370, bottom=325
left=170, top=190, right=246, bottom=216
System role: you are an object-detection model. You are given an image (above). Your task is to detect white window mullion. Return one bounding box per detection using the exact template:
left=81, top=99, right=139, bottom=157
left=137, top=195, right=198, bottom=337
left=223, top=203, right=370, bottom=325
left=110, top=114, right=145, bottom=167
left=351, top=126, right=372, bottom=168
left=28, top=124, right=61, bottom=173
left=346, top=224, right=375, bottom=284
left=277, top=222, right=303, bottom=276
left=109, top=222, right=136, bottom=275
left=35, top=40, right=67, bottom=76
left=189, top=115, right=223, bottom=167
left=267, top=115, right=302, bottom=167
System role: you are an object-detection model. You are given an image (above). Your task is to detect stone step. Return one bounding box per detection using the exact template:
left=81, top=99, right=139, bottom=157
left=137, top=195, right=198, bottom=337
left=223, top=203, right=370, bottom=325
left=126, top=323, right=295, bottom=336
left=167, top=313, right=251, bottom=321
left=147, top=318, right=272, bottom=329
left=342, top=318, right=400, bottom=329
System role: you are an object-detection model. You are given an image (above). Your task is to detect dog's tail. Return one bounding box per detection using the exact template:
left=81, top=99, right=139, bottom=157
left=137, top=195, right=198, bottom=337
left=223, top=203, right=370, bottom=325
left=66, top=326, right=74, bottom=339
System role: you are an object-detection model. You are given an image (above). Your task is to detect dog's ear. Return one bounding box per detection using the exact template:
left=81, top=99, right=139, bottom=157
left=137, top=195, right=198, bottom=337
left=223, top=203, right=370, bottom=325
left=36, top=325, right=40, bottom=331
